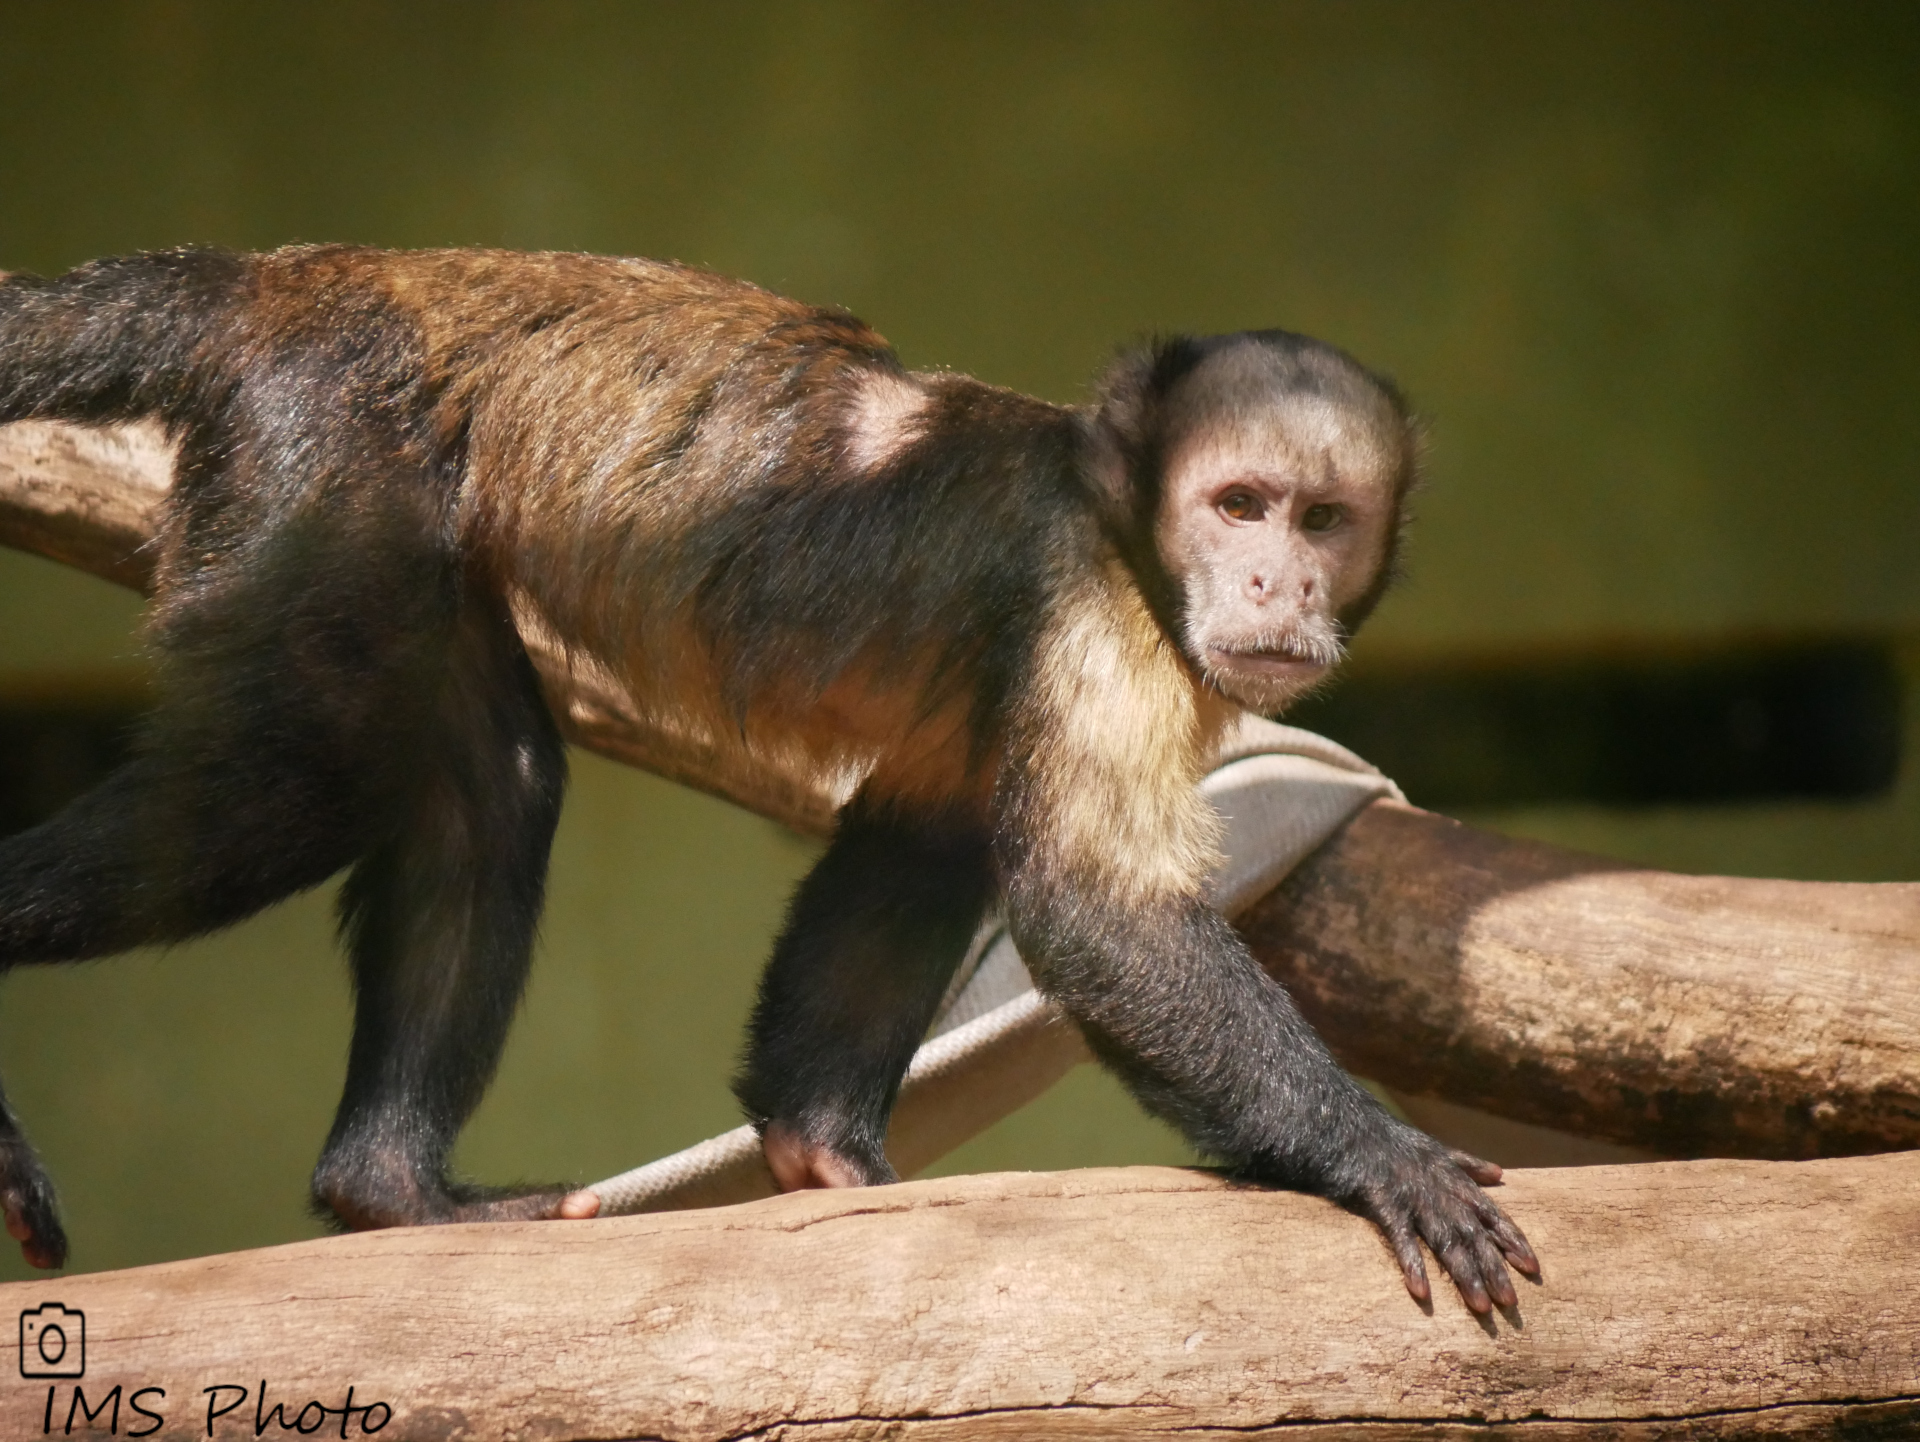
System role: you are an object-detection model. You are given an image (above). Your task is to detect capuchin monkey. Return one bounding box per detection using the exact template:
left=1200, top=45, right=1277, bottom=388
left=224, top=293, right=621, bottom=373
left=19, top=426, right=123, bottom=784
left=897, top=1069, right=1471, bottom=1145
left=0, top=247, right=1536, bottom=1312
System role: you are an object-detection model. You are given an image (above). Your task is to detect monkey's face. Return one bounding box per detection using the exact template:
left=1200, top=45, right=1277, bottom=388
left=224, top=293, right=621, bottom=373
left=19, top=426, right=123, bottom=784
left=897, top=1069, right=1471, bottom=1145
left=1155, top=348, right=1408, bottom=714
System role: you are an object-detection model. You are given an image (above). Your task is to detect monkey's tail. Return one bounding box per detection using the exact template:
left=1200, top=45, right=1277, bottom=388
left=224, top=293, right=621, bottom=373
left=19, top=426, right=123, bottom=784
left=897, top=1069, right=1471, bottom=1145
left=0, top=248, right=252, bottom=429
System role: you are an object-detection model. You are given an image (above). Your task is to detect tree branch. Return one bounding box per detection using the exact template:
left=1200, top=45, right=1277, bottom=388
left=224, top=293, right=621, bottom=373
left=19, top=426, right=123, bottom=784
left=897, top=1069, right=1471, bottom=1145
left=1253, top=802, right=1920, bottom=1158
left=6, top=1158, right=1915, bottom=1439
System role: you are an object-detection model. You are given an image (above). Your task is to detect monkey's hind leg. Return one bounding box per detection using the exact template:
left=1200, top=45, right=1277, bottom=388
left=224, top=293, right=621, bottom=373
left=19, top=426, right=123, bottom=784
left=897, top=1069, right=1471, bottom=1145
left=0, top=1079, right=64, bottom=1270
left=735, top=797, right=994, bottom=1191
left=0, top=621, right=401, bottom=1269
left=309, top=591, right=593, bottom=1231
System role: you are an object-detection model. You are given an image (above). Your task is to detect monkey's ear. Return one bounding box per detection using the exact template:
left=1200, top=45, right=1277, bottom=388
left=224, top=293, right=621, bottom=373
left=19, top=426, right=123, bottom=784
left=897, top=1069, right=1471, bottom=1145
left=1079, top=336, right=1203, bottom=524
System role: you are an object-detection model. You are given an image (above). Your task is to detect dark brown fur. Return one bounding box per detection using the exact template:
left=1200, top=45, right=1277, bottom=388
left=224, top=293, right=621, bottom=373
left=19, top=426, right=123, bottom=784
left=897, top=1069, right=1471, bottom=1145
left=0, top=248, right=1533, bottom=1312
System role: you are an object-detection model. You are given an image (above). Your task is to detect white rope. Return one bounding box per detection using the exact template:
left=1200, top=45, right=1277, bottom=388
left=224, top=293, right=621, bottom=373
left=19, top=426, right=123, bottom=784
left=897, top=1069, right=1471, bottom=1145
left=590, top=718, right=1401, bottom=1215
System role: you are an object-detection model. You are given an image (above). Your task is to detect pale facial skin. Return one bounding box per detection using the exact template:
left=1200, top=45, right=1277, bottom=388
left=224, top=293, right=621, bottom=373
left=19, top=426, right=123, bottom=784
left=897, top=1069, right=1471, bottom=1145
left=1156, top=344, right=1408, bottom=713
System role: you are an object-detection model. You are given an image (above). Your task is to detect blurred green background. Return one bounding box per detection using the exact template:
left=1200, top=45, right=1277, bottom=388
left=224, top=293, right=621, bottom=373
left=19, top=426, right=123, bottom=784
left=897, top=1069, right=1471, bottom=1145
left=0, top=1, right=1915, bottom=1278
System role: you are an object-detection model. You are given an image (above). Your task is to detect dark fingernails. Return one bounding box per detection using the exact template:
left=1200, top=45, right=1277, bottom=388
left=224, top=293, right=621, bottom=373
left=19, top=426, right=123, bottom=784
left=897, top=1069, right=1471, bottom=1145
left=1489, top=1215, right=1539, bottom=1274
left=1400, top=1246, right=1433, bottom=1302
left=1389, top=1221, right=1431, bottom=1302
left=1489, top=1270, right=1518, bottom=1308
left=1439, top=1243, right=1493, bottom=1314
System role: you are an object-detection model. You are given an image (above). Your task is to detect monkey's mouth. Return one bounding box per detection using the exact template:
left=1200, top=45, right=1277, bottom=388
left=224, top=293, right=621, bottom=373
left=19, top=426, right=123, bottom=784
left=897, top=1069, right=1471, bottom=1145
left=1206, top=643, right=1336, bottom=678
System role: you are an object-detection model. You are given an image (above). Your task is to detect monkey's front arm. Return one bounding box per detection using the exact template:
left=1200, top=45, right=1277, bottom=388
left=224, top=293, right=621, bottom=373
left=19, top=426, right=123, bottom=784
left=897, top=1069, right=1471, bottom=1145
left=997, top=831, right=1538, bottom=1313
left=735, top=793, right=994, bottom=1189
left=977, top=590, right=1539, bottom=1312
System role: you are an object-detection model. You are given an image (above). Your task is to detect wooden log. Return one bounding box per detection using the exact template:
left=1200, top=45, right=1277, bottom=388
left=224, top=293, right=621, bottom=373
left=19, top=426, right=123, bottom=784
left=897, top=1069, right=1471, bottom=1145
left=1254, top=804, right=1920, bottom=1160
left=4, top=1157, right=1915, bottom=1440
left=5, top=420, right=1919, bottom=1164
left=0, top=419, right=169, bottom=591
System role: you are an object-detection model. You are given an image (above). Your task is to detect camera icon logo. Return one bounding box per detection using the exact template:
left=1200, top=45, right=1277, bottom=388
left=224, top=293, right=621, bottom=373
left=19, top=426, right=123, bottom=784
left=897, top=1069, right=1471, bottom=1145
left=19, top=1304, right=84, bottom=1379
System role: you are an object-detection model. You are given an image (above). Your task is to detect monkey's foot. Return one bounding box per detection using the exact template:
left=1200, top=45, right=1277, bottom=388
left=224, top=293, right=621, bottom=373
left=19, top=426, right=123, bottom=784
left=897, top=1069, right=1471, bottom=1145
left=0, top=1149, right=67, bottom=1269
left=763, top=1123, right=895, bottom=1191
left=1349, top=1133, right=1541, bottom=1317
left=315, top=1175, right=600, bottom=1232
left=443, top=1186, right=602, bottom=1225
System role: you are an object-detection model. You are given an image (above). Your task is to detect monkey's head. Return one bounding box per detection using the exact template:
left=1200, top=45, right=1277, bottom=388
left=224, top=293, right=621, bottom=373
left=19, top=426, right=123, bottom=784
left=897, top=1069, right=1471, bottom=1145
left=1086, top=331, right=1418, bottom=714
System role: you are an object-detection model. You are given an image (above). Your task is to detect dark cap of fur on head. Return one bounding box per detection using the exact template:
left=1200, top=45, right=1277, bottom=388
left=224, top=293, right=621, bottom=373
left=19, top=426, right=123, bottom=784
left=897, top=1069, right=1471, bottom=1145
left=1078, top=329, right=1419, bottom=637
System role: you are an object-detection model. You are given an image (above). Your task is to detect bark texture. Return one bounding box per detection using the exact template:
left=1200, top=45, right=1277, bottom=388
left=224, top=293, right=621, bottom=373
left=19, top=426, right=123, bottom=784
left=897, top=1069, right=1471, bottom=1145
left=1255, top=803, right=1920, bottom=1159
left=0, top=419, right=169, bottom=589
left=5, top=1159, right=1915, bottom=1441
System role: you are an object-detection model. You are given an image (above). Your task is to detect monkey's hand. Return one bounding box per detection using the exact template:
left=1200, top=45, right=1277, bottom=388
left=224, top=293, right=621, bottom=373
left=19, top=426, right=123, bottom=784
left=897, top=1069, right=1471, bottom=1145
left=1339, top=1121, right=1540, bottom=1315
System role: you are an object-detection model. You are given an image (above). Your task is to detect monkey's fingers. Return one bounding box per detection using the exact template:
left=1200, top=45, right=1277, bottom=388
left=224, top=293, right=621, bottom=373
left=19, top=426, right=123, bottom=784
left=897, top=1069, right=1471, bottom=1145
left=1425, top=1214, right=1518, bottom=1315
left=1432, top=1232, right=1497, bottom=1315
left=1383, top=1215, right=1433, bottom=1303
left=1448, top=1150, right=1540, bottom=1278
left=1478, top=1201, right=1540, bottom=1277
left=1454, top=1177, right=1541, bottom=1279
left=1470, top=1230, right=1521, bottom=1309
left=426, top=1182, right=612, bottom=1227
left=1414, top=1183, right=1528, bottom=1314
left=1448, top=1148, right=1503, bottom=1186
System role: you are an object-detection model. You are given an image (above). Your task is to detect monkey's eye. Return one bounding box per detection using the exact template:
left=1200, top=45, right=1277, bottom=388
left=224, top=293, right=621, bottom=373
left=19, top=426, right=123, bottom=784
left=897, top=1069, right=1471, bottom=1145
left=1217, top=490, right=1265, bottom=523
left=1301, top=502, right=1343, bottom=533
